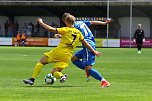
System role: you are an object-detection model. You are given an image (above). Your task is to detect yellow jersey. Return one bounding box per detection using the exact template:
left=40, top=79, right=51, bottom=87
left=56, top=27, right=84, bottom=52
left=44, top=27, right=84, bottom=68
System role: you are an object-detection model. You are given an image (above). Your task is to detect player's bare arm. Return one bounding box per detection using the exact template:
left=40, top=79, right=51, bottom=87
left=36, top=18, right=57, bottom=33
left=54, top=34, right=61, bottom=38
left=81, top=39, right=102, bottom=57
left=90, top=19, right=112, bottom=25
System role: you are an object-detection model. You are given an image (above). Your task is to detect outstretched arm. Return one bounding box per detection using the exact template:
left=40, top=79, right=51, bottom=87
left=81, top=39, right=102, bottom=57
left=36, top=18, right=57, bottom=33
left=90, top=19, right=112, bottom=25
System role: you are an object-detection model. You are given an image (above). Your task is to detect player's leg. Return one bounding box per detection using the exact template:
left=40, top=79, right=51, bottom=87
left=83, top=47, right=96, bottom=80
left=52, top=62, right=69, bottom=83
left=71, top=56, right=85, bottom=70
left=22, top=39, right=25, bottom=46
left=52, top=68, right=63, bottom=79
left=17, top=40, right=20, bottom=46
left=71, top=49, right=91, bottom=79
left=23, top=50, right=55, bottom=85
left=86, top=66, right=110, bottom=88
left=49, top=49, right=71, bottom=83
left=71, top=49, right=85, bottom=70
left=31, top=56, right=48, bottom=79
left=137, top=44, right=140, bottom=53
left=137, top=43, right=142, bottom=54
left=72, top=55, right=90, bottom=79
left=139, top=42, right=143, bottom=54
left=139, top=41, right=143, bottom=51
left=139, top=44, right=141, bottom=50
left=85, top=47, right=110, bottom=87
left=85, top=53, right=104, bottom=82
left=85, top=66, right=102, bottom=81
left=23, top=55, right=48, bottom=85
left=52, top=68, right=68, bottom=83
left=136, top=41, right=142, bottom=54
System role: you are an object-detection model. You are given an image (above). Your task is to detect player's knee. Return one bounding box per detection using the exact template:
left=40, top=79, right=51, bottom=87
left=85, top=66, right=92, bottom=71
left=40, top=56, right=48, bottom=65
left=71, top=56, right=78, bottom=62
left=51, top=68, right=62, bottom=75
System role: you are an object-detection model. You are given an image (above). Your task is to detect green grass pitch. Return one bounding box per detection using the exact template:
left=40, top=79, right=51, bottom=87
left=0, top=46, right=152, bottom=101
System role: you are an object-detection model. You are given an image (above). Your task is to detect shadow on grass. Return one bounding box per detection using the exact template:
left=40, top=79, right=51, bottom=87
left=22, top=84, right=86, bottom=88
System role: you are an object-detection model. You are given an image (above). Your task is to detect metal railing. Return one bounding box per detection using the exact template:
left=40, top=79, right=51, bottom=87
left=54, top=0, right=152, bottom=1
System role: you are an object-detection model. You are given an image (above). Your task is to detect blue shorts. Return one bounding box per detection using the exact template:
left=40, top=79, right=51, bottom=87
left=74, top=46, right=96, bottom=66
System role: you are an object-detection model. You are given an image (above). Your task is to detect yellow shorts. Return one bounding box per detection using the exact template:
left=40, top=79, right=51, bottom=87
left=44, top=48, right=72, bottom=69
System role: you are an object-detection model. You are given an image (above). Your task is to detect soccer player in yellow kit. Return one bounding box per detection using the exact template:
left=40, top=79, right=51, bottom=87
left=23, top=14, right=101, bottom=85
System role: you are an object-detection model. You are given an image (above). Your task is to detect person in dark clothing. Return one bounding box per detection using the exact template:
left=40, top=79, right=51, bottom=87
left=133, top=24, right=145, bottom=54
left=4, top=20, right=9, bottom=37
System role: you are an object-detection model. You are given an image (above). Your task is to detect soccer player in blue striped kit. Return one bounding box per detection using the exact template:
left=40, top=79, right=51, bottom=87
left=62, top=13, right=111, bottom=88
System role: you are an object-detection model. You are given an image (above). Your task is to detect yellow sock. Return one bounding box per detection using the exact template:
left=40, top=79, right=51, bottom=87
left=32, top=62, right=43, bottom=79
left=53, top=71, right=63, bottom=79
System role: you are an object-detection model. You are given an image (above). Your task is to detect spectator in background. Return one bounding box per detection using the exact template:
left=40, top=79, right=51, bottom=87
left=27, top=23, right=32, bottom=37
left=22, top=23, right=27, bottom=34
left=35, top=22, right=40, bottom=36
left=31, top=22, right=34, bottom=36
left=21, top=31, right=26, bottom=46
left=4, top=20, right=9, bottom=37
left=16, top=31, right=21, bottom=46
left=14, top=20, right=19, bottom=36
left=8, top=20, right=13, bottom=37
left=133, top=24, right=145, bottom=54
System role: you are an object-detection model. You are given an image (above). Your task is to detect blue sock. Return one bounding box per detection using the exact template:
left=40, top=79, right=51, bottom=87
left=88, top=68, right=103, bottom=81
left=73, top=60, right=85, bottom=70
